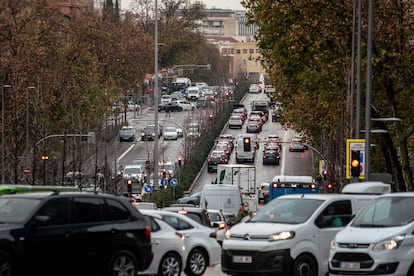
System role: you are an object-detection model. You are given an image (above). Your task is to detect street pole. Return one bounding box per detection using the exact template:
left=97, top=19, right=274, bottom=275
left=2, top=85, right=11, bottom=184
left=153, top=0, right=160, bottom=191
left=365, top=0, right=374, bottom=181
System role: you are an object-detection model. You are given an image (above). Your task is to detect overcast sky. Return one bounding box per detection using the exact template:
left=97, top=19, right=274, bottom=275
left=121, top=0, right=245, bottom=11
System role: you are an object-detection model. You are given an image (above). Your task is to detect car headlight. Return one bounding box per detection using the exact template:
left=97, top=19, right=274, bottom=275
left=268, top=231, right=295, bottom=241
left=225, top=229, right=231, bottom=239
left=373, top=235, right=405, bottom=252
left=330, top=239, right=337, bottom=251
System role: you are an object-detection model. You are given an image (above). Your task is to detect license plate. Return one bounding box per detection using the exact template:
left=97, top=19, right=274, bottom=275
left=340, top=262, right=360, bottom=269
left=233, top=256, right=252, bottom=263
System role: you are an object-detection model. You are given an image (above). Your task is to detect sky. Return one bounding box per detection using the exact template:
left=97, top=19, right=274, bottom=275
left=121, top=0, right=245, bottom=11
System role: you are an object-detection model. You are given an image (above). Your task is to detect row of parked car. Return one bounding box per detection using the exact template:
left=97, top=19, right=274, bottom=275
left=207, top=134, right=235, bottom=172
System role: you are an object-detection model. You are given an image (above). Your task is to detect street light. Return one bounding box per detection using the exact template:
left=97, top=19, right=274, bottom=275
left=2, top=85, right=11, bottom=183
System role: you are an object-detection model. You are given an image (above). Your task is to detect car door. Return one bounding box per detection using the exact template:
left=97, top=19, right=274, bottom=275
left=67, top=196, right=121, bottom=271
left=315, top=200, right=353, bottom=274
left=24, top=197, right=71, bottom=272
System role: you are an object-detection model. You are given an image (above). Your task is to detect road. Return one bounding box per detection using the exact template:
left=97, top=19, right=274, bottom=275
left=114, top=91, right=314, bottom=276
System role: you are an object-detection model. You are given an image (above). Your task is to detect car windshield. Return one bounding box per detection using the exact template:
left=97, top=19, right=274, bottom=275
left=249, top=198, right=323, bottom=224
left=351, top=196, right=414, bottom=227
left=165, top=127, right=176, bottom=132
left=0, top=198, right=42, bottom=223
left=208, top=212, right=222, bottom=222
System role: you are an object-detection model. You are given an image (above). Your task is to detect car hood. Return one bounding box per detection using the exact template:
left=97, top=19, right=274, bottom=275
left=0, top=223, right=20, bottom=231
left=335, top=226, right=409, bottom=244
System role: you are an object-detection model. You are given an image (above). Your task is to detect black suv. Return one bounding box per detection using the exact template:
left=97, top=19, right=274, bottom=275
left=0, top=192, right=153, bottom=276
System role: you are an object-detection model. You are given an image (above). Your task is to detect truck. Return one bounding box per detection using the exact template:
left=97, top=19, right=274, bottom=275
left=217, top=164, right=256, bottom=196
left=250, top=100, right=270, bottom=120
left=217, top=164, right=258, bottom=213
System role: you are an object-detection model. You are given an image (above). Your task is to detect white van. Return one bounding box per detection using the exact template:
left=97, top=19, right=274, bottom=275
left=186, top=86, right=201, bottom=100
left=329, top=192, right=414, bottom=276
left=235, top=134, right=259, bottom=163
left=221, top=182, right=390, bottom=276
left=199, top=184, right=242, bottom=221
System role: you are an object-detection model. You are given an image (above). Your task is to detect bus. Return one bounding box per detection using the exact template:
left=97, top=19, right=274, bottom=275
left=267, top=175, right=317, bottom=202
left=0, top=184, right=79, bottom=196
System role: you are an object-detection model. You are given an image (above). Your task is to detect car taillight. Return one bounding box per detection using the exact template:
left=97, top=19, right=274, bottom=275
left=218, top=223, right=226, bottom=230
left=209, top=232, right=217, bottom=239
left=144, top=225, right=151, bottom=241
left=178, top=210, right=188, bottom=215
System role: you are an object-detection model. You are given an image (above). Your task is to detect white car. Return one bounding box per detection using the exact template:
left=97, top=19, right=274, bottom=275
left=140, top=209, right=221, bottom=276
left=163, top=126, right=178, bottom=140
left=207, top=209, right=228, bottom=246
left=138, top=211, right=186, bottom=276
left=127, top=101, right=140, bottom=111
left=160, top=95, right=172, bottom=103
left=176, top=100, right=196, bottom=111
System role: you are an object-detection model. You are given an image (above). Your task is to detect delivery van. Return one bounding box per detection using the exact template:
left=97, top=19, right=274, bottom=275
left=222, top=182, right=390, bottom=276
left=329, top=192, right=414, bottom=276
left=200, top=184, right=242, bottom=222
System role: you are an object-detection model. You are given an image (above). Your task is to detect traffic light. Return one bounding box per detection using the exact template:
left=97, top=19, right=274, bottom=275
left=162, top=168, right=167, bottom=179
left=178, top=157, right=182, bottom=166
left=350, top=150, right=361, bottom=177
left=243, top=137, right=251, bottom=151
left=126, top=179, right=133, bottom=193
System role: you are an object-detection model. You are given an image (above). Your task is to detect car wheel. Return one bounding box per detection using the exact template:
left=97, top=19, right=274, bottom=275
left=185, top=248, right=207, bottom=276
left=293, top=254, right=317, bottom=276
left=107, top=249, right=138, bottom=276
left=158, top=252, right=182, bottom=276
left=0, top=250, right=13, bottom=276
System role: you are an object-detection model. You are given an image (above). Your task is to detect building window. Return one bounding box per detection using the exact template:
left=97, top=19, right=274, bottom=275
left=236, top=49, right=241, bottom=54
left=243, top=49, right=248, bottom=54
left=249, top=49, right=254, bottom=54
left=256, top=49, right=261, bottom=53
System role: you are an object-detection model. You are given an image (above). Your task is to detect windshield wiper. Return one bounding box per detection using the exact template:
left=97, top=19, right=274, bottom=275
left=355, top=223, right=388, bottom=228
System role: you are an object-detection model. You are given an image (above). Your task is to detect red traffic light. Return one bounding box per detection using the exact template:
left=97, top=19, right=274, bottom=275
left=178, top=157, right=182, bottom=166
left=327, top=183, right=333, bottom=190
left=126, top=179, right=133, bottom=185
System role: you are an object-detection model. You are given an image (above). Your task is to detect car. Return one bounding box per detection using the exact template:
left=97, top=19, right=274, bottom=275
left=207, top=150, right=228, bottom=172
left=267, top=134, right=283, bottom=149
left=289, top=137, right=306, bottom=152
left=0, top=192, right=153, bottom=275
left=136, top=210, right=185, bottom=276
left=158, top=102, right=183, bottom=112
left=163, top=205, right=212, bottom=228
left=186, top=128, right=200, bottom=140
left=127, top=101, right=140, bottom=111
left=175, top=100, right=196, bottom=111
left=217, top=134, right=235, bottom=150
left=228, top=115, right=243, bottom=129
left=246, top=120, right=262, bottom=133
left=177, top=191, right=201, bottom=205
left=214, top=141, right=232, bottom=159
left=158, top=161, right=176, bottom=178
left=258, top=182, right=270, bottom=203
left=133, top=202, right=158, bottom=210
left=122, top=164, right=144, bottom=183
left=119, top=126, right=136, bottom=142
left=163, top=126, right=178, bottom=140
left=207, top=209, right=228, bottom=246
left=160, top=94, right=172, bottom=103
left=262, top=147, right=281, bottom=165
left=249, top=83, right=261, bottom=93
left=141, top=209, right=221, bottom=276
left=141, top=124, right=162, bottom=141
left=271, top=110, right=281, bottom=122
left=232, top=108, right=247, bottom=121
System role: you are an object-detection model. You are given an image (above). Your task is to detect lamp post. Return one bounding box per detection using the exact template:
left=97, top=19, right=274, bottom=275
left=153, top=0, right=160, bottom=191
left=2, top=85, right=11, bottom=183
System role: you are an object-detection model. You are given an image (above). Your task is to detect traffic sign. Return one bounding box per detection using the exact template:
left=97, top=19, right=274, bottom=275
left=23, top=167, right=31, bottom=175
left=161, top=179, right=168, bottom=186
left=170, top=178, right=178, bottom=187
left=144, top=184, right=153, bottom=193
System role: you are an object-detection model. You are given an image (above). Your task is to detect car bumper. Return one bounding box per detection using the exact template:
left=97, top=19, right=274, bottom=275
left=221, top=248, right=292, bottom=275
